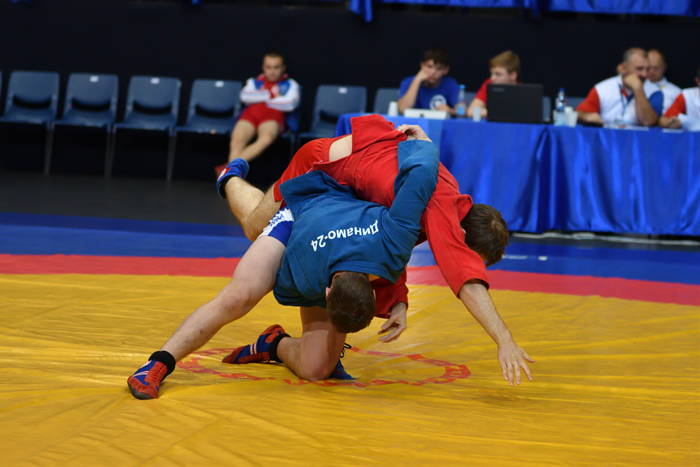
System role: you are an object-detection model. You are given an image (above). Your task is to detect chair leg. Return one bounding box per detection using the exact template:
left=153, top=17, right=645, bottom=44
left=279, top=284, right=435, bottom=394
left=104, top=127, right=112, bottom=178
left=288, top=134, right=296, bottom=160
left=166, top=131, right=177, bottom=182
left=43, top=122, right=55, bottom=175
left=106, top=127, right=117, bottom=178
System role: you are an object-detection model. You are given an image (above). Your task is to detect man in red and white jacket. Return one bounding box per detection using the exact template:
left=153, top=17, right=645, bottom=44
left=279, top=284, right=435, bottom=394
left=577, top=48, right=662, bottom=127
left=659, top=66, right=700, bottom=131
left=221, top=52, right=300, bottom=170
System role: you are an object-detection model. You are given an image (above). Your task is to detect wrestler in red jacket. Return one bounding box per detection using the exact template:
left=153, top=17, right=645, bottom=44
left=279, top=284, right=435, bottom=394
left=220, top=114, right=534, bottom=386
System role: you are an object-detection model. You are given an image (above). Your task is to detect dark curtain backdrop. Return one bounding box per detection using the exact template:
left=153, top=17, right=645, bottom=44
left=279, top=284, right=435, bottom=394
left=1, top=0, right=699, bottom=131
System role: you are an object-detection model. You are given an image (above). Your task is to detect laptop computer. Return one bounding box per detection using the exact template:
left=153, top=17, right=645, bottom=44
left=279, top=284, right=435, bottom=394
left=487, top=83, right=543, bottom=123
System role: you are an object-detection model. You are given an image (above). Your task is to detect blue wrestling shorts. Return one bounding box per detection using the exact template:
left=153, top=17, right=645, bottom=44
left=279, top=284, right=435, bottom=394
left=259, top=208, right=294, bottom=246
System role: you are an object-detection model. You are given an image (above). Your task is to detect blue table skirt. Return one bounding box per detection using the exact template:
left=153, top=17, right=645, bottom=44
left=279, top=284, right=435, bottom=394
left=335, top=113, right=700, bottom=235
left=440, top=120, right=550, bottom=232
left=547, top=125, right=700, bottom=235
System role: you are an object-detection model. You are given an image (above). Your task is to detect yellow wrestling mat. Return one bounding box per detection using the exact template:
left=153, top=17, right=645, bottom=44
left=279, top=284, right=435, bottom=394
left=1, top=273, right=699, bottom=466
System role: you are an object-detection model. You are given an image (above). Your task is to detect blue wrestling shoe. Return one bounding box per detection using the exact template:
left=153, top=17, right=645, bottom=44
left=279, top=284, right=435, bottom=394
left=330, top=343, right=354, bottom=380
left=127, top=360, right=168, bottom=400
left=222, top=324, right=289, bottom=364
left=216, top=158, right=250, bottom=199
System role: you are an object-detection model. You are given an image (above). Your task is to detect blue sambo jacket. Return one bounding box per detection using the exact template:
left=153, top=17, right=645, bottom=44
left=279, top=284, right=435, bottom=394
left=273, top=139, right=439, bottom=308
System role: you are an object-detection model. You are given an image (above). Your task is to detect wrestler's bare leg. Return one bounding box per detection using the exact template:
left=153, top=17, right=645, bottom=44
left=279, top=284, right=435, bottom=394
left=160, top=235, right=285, bottom=361
left=275, top=306, right=346, bottom=382
left=224, top=179, right=281, bottom=241
left=224, top=133, right=352, bottom=240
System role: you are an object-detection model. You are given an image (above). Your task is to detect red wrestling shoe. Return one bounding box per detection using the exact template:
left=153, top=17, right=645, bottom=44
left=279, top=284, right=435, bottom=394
left=222, top=324, right=288, bottom=364
left=127, top=360, right=168, bottom=400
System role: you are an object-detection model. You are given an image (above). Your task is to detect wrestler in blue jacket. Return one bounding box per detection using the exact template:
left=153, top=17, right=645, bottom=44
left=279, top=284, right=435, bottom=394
left=273, top=139, right=439, bottom=308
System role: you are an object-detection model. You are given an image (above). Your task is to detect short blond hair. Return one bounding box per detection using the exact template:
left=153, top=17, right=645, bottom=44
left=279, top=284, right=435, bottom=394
left=489, top=51, right=520, bottom=75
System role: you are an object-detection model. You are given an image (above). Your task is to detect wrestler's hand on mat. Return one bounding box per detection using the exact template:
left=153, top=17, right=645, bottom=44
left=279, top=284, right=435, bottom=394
left=396, top=124, right=432, bottom=143
left=498, top=339, right=535, bottom=386
left=378, top=302, right=407, bottom=343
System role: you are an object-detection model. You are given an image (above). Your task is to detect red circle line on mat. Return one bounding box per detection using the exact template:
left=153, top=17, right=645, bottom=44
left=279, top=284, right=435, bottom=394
left=177, top=346, right=471, bottom=388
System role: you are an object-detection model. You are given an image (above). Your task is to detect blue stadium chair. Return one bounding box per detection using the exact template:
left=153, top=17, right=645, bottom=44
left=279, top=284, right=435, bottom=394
left=566, top=96, right=585, bottom=111
left=53, top=73, right=118, bottom=175
left=0, top=71, right=59, bottom=174
left=177, top=79, right=242, bottom=135
left=373, top=87, right=399, bottom=114
left=543, top=96, right=552, bottom=123
left=299, top=85, right=367, bottom=145
left=172, top=79, right=241, bottom=180
left=464, top=91, right=477, bottom=106
left=108, top=76, right=181, bottom=178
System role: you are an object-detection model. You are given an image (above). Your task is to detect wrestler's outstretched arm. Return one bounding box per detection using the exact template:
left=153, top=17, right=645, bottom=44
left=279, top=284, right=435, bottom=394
left=398, top=125, right=534, bottom=386
left=459, top=281, right=534, bottom=386
left=421, top=186, right=535, bottom=385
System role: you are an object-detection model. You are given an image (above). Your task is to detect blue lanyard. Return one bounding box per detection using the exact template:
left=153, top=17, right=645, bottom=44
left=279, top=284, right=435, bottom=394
left=618, top=85, right=633, bottom=118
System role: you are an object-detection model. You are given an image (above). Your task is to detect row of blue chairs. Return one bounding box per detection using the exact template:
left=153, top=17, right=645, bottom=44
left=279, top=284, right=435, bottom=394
left=0, top=71, right=238, bottom=179
left=0, top=71, right=377, bottom=179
